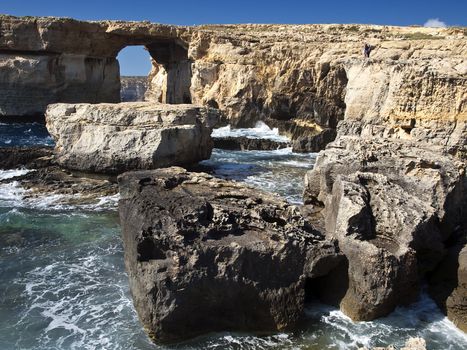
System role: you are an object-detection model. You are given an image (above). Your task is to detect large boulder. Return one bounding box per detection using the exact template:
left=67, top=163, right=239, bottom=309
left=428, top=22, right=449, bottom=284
left=118, top=167, right=343, bottom=343
left=46, top=102, right=219, bottom=174
left=303, top=136, right=466, bottom=321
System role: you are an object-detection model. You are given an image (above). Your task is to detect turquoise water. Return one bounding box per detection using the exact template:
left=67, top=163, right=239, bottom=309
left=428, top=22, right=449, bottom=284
left=1, top=123, right=466, bottom=349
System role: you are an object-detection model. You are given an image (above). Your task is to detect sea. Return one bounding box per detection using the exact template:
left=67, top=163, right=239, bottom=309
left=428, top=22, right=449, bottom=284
left=0, top=121, right=466, bottom=350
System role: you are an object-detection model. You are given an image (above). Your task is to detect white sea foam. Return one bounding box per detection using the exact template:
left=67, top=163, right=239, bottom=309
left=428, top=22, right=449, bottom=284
left=12, top=238, right=150, bottom=350
left=212, top=121, right=290, bottom=142
left=303, top=291, right=467, bottom=350
left=0, top=168, right=31, bottom=180
left=0, top=176, right=119, bottom=211
left=202, top=148, right=315, bottom=204
left=0, top=181, right=27, bottom=207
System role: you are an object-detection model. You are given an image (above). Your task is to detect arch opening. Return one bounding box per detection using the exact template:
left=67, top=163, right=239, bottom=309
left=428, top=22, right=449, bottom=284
left=116, top=40, right=192, bottom=104
left=117, top=46, right=151, bottom=102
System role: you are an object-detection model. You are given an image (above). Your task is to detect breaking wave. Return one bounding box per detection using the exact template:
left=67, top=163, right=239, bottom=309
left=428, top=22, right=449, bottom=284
left=212, top=121, right=290, bottom=142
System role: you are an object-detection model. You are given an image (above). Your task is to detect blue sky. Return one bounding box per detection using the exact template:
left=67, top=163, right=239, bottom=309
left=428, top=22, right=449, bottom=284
left=1, top=0, right=466, bottom=75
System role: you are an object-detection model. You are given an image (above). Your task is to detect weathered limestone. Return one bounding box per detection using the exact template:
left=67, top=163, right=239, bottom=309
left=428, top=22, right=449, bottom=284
left=0, top=15, right=191, bottom=118
left=45, top=102, right=219, bottom=174
left=183, top=24, right=466, bottom=150
left=1, top=15, right=465, bottom=152
left=303, top=136, right=466, bottom=321
left=0, top=52, right=120, bottom=117
left=1, top=14, right=466, bottom=337
left=118, top=167, right=342, bottom=343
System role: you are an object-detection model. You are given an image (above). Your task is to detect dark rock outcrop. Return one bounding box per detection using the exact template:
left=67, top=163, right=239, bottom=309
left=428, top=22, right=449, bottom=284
left=292, top=128, right=336, bottom=153
left=303, top=136, right=466, bottom=321
left=213, top=136, right=290, bottom=151
left=118, top=167, right=343, bottom=343
left=0, top=146, right=53, bottom=169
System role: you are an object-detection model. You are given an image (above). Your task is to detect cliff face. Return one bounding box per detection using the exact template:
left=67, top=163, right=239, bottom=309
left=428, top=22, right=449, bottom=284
left=176, top=24, right=466, bottom=151
left=120, top=76, right=149, bottom=102
left=1, top=15, right=465, bottom=153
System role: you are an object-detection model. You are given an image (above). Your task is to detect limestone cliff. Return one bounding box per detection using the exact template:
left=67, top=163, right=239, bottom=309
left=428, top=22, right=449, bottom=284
left=1, top=15, right=465, bottom=153
left=179, top=24, right=466, bottom=151
left=120, top=76, right=149, bottom=102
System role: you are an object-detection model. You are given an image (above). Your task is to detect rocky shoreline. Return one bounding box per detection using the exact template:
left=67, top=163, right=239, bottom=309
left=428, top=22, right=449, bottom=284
left=0, top=13, right=465, bottom=348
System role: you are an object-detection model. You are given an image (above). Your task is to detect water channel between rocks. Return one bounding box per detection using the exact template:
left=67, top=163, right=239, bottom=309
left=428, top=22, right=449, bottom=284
left=0, top=122, right=466, bottom=350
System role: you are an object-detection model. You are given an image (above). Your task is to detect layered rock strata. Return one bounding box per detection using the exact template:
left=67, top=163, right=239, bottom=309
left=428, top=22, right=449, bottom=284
left=1, top=15, right=465, bottom=152
left=177, top=24, right=467, bottom=150
left=0, top=15, right=190, bottom=118
left=118, top=167, right=343, bottom=343
left=45, top=102, right=219, bottom=174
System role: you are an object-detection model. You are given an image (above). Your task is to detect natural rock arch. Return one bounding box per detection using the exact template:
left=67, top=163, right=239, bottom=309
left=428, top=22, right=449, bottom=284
left=0, top=16, right=193, bottom=119
left=116, top=40, right=192, bottom=104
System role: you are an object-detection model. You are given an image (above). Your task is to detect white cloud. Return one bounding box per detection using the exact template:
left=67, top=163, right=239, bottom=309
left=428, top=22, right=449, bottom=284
left=424, top=18, right=447, bottom=28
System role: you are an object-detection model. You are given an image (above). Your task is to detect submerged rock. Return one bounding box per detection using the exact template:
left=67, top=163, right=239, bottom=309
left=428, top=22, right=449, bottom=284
left=303, top=136, right=466, bottom=321
left=213, top=136, right=290, bottom=151
left=118, top=167, right=342, bottom=343
left=46, top=102, right=219, bottom=174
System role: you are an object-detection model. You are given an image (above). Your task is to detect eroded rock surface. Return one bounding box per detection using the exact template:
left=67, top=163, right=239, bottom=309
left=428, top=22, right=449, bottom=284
left=1, top=16, right=465, bottom=153
left=0, top=15, right=189, bottom=118
left=183, top=24, right=466, bottom=149
left=303, top=136, right=466, bottom=321
left=118, top=167, right=342, bottom=343
left=46, top=102, right=219, bottom=174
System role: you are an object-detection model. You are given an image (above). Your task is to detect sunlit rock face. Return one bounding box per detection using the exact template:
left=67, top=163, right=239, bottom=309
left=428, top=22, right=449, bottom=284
left=182, top=24, right=466, bottom=150
left=45, top=102, right=219, bottom=174
left=0, top=15, right=191, bottom=119
left=1, top=15, right=465, bottom=152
